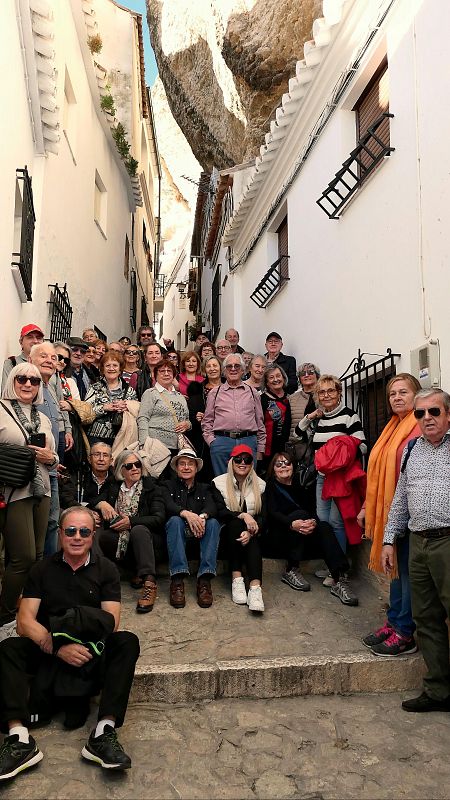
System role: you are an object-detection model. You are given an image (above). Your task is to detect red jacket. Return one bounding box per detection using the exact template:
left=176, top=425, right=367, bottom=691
left=315, top=435, right=367, bottom=545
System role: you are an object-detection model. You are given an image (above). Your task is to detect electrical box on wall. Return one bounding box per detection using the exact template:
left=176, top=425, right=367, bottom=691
left=410, top=342, right=440, bottom=388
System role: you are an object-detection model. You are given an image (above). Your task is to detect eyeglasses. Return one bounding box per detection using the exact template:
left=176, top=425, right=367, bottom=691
left=226, top=364, right=241, bottom=370
left=413, top=407, right=442, bottom=419
left=122, top=461, right=142, bottom=470
left=232, top=455, right=253, bottom=465
left=318, top=388, right=338, bottom=397
left=140, top=333, right=154, bottom=338
left=57, top=354, right=70, bottom=364
left=300, top=369, right=316, bottom=377
left=274, top=460, right=291, bottom=467
left=63, top=526, right=93, bottom=538
left=15, top=375, right=41, bottom=386
left=217, top=346, right=231, bottom=351
left=124, top=349, right=139, bottom=356
left=167, top=354, right=178, bottom=361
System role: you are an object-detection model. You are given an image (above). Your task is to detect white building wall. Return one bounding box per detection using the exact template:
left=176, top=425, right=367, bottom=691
left=225, top=0, right=450, bottom=386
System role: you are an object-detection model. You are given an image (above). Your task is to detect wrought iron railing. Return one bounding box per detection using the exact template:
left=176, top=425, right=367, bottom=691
left=48, top=283, right=73, bottom=342
left=250, top=255, right=290, bottom=308
left=130, top=271, right=137, bottom=331
left=11, top=166, right=36, bottom=301
left=140, top=296, right=149, bottom=326
left=153, top=276, right=165, bottom=300
left=340, top=348, right=401, bottom=454
left=317, top=113, right=395, bottom=219
left=211, top=267, right=221, bottom=340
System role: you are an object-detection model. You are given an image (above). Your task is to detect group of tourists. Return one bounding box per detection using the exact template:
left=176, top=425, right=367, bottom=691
left=0, top=319, right=449, bottom=781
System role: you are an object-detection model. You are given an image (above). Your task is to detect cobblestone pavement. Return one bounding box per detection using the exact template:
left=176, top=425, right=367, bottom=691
left=3, top=692, right=450, bottom=800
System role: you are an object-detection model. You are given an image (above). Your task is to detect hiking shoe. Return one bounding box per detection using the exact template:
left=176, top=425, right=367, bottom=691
left=197, top=578, right=213, bottom=608
left=322, top=573, right=335, bottom=587
left=281, top=568, right=311, bottom=592
left=169, top=578, right=185, bottom=608
left=247, top=586, right=264, bottom=612
left=0, top=735, right=43, bottom=781
left=371, top=631, right=417, bottom=657
left=330, top=578, right=358, bottom=606
left=362, top=621, right=393, bottom=649
left=0, top=620, right=18, bottom=643
left=136, top=580, right=157, bottom=613
left=314, top=568, right=328, bottom=579
left=81, top=725, right=131, bottom=770
left=231, top=577, right=247, bottom=605
left=401, top=692, right=450, bottom=713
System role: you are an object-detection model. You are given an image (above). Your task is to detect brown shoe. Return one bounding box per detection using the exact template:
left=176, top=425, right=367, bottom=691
left=130, top=575, right=144, bottom=590
left=136, top=580, right=157, bottom=613
left=197, top=578, right=213, bottom=608
left=170, top=578, right=186, bottom=609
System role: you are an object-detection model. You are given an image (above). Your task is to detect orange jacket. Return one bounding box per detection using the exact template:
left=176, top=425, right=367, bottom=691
left=315, top=435, right=367, bottom=545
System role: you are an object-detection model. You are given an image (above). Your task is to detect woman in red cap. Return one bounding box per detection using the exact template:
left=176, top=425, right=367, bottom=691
left=214, top=444, right=266, bottom=612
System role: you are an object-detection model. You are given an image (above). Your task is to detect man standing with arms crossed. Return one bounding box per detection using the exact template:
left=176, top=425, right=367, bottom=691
left=382, top=388, right=450, bottom=712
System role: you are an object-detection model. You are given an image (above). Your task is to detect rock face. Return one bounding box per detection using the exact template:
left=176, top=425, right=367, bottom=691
left=147, top=0, right=322, bottom=170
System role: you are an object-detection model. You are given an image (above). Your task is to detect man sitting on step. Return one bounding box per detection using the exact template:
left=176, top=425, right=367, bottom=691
left=0, top=506, right=140, bottom=781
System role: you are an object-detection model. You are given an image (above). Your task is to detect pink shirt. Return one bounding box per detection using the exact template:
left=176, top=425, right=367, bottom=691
left=178, top=372, right=204, bottom=397
left=201, top=381, right=266, bottom=453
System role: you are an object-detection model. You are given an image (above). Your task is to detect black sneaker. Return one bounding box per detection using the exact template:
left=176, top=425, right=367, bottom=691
left=0, top=734, right=43, bottom=781
left=81, top=725, right=131, bottom=770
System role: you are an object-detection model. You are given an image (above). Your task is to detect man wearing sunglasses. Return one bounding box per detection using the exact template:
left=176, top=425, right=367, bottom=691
left=1, top=324, right=44, bottom=393
left=0, top=505, right=139, bottom=780
left=382, top=388, right=450, bottom=713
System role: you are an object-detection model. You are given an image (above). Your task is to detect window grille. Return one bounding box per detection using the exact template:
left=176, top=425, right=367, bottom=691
left=11, top=166, right=36, bottom=301
left=211, top=268, right=221, bottom=340
left=48, top=283, right=73, bottom=342
left=130, top=271, right=137, bottom=331
left=250, top=256, right=290, bottom=308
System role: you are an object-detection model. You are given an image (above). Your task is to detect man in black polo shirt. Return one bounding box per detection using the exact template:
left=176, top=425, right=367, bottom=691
left=0, top=506, right=140, bottom=781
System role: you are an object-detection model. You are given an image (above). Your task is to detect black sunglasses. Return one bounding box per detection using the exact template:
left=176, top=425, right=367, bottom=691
left=15, top=375, right=41, bottom=386
left=57, top=354, right=70, bottom=364
left=414, top=407, right=442, bottom=419
left=124, top=349, right=139, bottom=356
left=122, top=461, right=142, bottom=471
left=63, top=526, right=93, bottom=538
left=232, top=455, right=253, bottom=465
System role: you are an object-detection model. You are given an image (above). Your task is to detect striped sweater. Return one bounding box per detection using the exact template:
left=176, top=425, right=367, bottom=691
left=296, top=400, right=367, bottom=455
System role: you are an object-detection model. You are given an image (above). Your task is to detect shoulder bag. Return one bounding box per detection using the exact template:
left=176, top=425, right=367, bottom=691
left=0, top=402, right=37, bottom=493
left=159, top=392, right=196, bottom=453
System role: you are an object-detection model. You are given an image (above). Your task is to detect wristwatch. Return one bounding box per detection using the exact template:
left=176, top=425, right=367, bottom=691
left=199, top=513, right=208, bottom=520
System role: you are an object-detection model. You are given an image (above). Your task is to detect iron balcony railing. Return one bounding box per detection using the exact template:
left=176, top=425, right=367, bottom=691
left=130, top=270, right=137, bottom=331
left=48, top=283, right=73, bottom=342
left=153, top=276, right=165, bottom=300
left=317, top=113, right=395, bottom=219
left=250, top=255, right=290, bottom=308
left=11, top=166, right=36, bottom=301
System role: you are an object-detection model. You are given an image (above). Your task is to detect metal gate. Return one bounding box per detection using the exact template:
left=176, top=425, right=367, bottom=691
left=340, top=349, right=400, bottom=454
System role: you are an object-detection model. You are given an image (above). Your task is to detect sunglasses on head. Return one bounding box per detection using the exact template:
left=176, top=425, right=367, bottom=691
left=122, top=461, right=142, bottom=471
left=15, top=375, right=41, bottom=386
left=232, top=455, right=253, bottom=465
left=63, top=526, right=93, bottom=538
left=57, top=354, right=70, bottom=364
left=413, top=407, right=442, bottom=419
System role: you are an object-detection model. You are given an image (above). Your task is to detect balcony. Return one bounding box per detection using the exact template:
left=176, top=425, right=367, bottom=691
left=153, top=276, right=165, bottom=312
left=250, top=256, right=290, bottom=309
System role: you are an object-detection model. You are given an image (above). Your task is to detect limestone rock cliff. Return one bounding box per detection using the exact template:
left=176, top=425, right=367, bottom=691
left=147, top=0, right=322, bottom=170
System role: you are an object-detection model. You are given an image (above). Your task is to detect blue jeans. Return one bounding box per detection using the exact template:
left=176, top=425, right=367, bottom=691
left=165, top=516, right=220, bottom=578
left=387, top=533, right=414, bottom=637
left=210, top=435, right=257, bottom=477
left=44, top=473, right=60, bottom=557
left=316, top=473, right=347, bottom=553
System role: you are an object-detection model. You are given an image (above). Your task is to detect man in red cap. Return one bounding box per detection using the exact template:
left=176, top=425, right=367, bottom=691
left=1, top=325, right=44, bottom=393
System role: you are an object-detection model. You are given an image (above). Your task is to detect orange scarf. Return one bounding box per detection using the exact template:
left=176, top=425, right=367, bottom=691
left=366, top=412, right=418, bottom=576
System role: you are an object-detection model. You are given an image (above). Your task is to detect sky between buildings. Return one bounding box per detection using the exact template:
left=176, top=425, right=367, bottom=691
left=120, top=0, right=158, bottom=85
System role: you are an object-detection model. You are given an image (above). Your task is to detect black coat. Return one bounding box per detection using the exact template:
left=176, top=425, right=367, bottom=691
left=83, top=469, right=115, bottom=507
left=159, top=475, right=224, bottom=519
left=266, top=475, right=314, bottom=529
left=93, top=475, right=165, bottom=531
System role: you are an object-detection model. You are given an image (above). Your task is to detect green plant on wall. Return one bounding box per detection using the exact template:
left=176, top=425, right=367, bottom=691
left=87, top=34, right=103, bottom=54
left=112, top=123, right=130, bottom=159
left=100, top=93, right=116, bottom=116
left=125, top=157, right=139, bottom=178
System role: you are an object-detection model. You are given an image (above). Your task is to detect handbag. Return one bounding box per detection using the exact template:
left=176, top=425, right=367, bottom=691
left=0, top=402, right=37, bottom=497
left=296, top=418, right=319, bottom=490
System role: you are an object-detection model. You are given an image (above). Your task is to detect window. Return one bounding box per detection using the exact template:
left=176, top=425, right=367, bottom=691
left=354, top=60, right=389, bottom=176
left=48, top=283, right=73, bottom=341
left=11, top=167, right=35, bottom=301
left=124, top=234, right=130, bottom=280
left=140, top=296, right=149, bottom=326
left=277, top=216, right=289, bottom=280
left=94, top=325, right=107, bottom=341
left=211, top=267, right=221, bottom=340
left=63, top=68, right=77, bottom=162
left=184, top=322, right=189, bottom=348
left=94, top=170, right=107, bottom=237
left=176, top=330, right=181, bottom=351
left=130, top=271, right=137, bottom=331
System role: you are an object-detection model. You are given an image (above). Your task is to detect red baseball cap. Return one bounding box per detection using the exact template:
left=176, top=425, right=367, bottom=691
left=229, top=444, right=254, bottom=459
left=20, top=324, right=44, bottom=338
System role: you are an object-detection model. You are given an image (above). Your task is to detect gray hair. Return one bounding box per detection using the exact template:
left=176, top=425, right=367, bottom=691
left=113, top=448, right=147, bottom=480
left=90, top=441, right=112, bottom=455
left=249, top=354, right=267, bottom=369
left=222, top=353, right=245, bottom=375
left=262, top=364, right=288, bottom=392
left=225, top=328, right=239, bottom=340
left=54, top=341, right=72, bottom=356
left=298, top=362, right=320, bottom=378
left=29, top=342, right=56, bottom=361
left=414, top=388, right=450, bottom=412
left=59, top=505, right=96, bottom=530
left=2, top=363, right=44, bottom=404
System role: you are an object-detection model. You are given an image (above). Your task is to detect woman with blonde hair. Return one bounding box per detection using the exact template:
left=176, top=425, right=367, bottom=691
left=214, top=445, right=266, bottom=612
left=360, top=372, right=421, bottom=657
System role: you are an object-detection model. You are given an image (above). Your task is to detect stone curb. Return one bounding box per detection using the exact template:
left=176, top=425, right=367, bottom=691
left=131, top=651, right=425, bottom=704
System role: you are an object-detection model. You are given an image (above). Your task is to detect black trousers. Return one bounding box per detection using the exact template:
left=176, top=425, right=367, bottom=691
left=98, top=525, right=163, bottom=580
left=0, top=631, right=139, bottom=729
left=224, top=517, right=262, bottom=583
left=281, top=515, right=349, bottom=579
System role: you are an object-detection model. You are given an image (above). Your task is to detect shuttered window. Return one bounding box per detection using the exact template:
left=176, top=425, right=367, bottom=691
left=354, top=60, right=389, bottom=174
left=277, top=216, right=289, bottom=280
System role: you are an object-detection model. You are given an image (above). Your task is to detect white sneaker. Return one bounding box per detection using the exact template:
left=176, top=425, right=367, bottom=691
left=231, top=577, right=247, bottom=605
left=247, top=586, right=264, bottom=612
left=0, top=620, right=18, bottom=643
